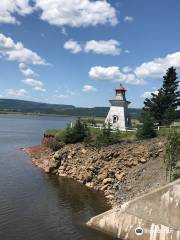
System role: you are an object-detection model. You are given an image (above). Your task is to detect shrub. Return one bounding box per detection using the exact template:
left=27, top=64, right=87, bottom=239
left=173, top=170, right=180, bottom=181
left=136, top=113, right=157, bottom=140
left=60, top=119, right=89, bottom=144
left=94, top=123, right=121, bottom=147
left=165, top=129, right=180, bottom=181
left=48, top=141, right=63, bottom=151
left=55, top=129, right=66, bottom=142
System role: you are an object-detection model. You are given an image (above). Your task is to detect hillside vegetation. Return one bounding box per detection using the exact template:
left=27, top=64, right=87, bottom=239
left=0, top=99, right=142, bottom=118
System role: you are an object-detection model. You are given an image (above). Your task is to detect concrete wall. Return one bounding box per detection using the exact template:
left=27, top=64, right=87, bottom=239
left=87, top=179, right=180, bottom=240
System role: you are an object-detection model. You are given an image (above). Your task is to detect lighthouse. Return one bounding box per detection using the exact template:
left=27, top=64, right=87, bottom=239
left=105, top=84, right=131, bottom=131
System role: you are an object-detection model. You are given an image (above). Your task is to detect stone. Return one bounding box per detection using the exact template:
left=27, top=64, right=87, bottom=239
left=81, top=171, right=93, bottom=183
left=59, top=166, right=65, bottom=171
left=85, top=182, right=95, bottom=189
left=102, top=178, right=113, bottom=185
left=87, top=165, right=95, bottom=172
left=125, top=162, right=134, bottom=168
left=139, top=158, right=147, bottom=163
left=113, top=152, right=120, bottom=158
left=97, top=171, right=108, bottom=181
left=105, top=194, right=114, bottom=199
left=127, top=186, right=132, bottom=191
left=53, top=151, right=61, bottom=160
left=115, top=172, right=126, bottom=181
left=81, top=149, right=87, bottom=154
left=100, top=184, right=109, bottom=191
left=132, top=160, right=138, bottom=166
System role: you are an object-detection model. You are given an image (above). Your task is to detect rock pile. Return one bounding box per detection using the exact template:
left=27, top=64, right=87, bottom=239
left=29, top=138, right=166, bottom=206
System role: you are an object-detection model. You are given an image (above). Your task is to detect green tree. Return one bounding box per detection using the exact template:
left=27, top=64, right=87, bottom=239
left=165, top=130, right=180, bottom=181
left=62, top=119, right=89, bottom=144
left=95, top=123, right=121, bottom=147
left=72, top=118, right=88, bottom=143
left=144, top=67, right=180, bottom=125
left=136, top=113, right=157, bottom=140
left=62, top=124, right=75, bottom=144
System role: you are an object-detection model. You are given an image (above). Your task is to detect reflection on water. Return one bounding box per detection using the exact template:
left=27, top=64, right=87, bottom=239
left=0, top=114, right=116, bottom=240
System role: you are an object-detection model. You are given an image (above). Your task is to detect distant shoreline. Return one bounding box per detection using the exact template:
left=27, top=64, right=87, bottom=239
left=0, top=111, right=97, bottom=118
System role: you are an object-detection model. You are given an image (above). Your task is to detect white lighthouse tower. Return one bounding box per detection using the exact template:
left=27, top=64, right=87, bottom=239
left=105, top=84, right=131, bottom=131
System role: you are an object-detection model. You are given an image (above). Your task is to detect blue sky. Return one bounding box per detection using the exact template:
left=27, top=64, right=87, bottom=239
left=0, top=0, right=180, bottom=107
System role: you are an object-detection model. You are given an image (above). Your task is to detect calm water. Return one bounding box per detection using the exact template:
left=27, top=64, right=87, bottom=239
left=0, top=114, right=115, bottom=240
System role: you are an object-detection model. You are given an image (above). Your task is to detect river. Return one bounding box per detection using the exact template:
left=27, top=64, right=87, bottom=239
left=0, top=114, right=115, bottom=240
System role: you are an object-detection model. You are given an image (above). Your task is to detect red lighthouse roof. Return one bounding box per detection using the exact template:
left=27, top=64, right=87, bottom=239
left=116, top=84, right=126, bottom=91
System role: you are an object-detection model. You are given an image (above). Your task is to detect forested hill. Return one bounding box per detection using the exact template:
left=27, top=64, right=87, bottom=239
left=0, top=99, right=142, bottom=118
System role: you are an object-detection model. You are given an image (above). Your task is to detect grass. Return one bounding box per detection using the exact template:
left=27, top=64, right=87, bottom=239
left=45, top=126, right=137, bottom=142
left=45, top=129, right=60, bottom=136
left=31, top=152, right=41, bottom=159
left=157, top=125, right=180, bottom=137
left=80, top=117, right=105, bottom=124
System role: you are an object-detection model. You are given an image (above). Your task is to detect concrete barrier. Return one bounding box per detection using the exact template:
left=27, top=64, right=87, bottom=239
left=87, top=179, right=180, bottom=240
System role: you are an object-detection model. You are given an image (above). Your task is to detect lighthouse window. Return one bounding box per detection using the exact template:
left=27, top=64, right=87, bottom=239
left=113, top=115, right=119, bottom=123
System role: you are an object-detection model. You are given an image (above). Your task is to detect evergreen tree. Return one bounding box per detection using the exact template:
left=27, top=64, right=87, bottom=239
left=144, top=67, right=180, bottom=125
left=72, top=118, right=88, bottom=143
left=136, top=112, right=157, bottom=140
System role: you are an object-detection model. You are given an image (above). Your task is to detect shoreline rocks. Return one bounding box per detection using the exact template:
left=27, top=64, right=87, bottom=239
left=24, top=138, right=168, bottom=206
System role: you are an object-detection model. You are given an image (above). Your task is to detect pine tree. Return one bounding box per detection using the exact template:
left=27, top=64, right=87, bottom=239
left=144, top=67, right=180, bottom=125
left=136, top=112, right=157, bottom=140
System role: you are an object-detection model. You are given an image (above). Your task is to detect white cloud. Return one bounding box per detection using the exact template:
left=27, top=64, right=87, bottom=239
left=0, top=0, right=34, bottom=24
left=64, top=39, right=121, bottom=55
left=122, top=66, right=132, bottom=73
left=19, top=63, right=37, bottom=77
left=82, top=85, right=97, bottom=92
left=89, top=51, right=180, bottom=85
left=124, top=16, right=134, bottom=23
left=89, top=66, right=145, bottom=85
left=141, top=90, right=159, bottom=99
left=61, top=27, right=68, bottom=36
left=5, top=89, right=27, bottom=97
left=64, top=40, right=82, bottom=54
left=135, top=52, right=180, bottom=79
left=0, top=33, right=46, bottom=65
left=0, top=0, right=117, bottom=28
left=22, top=78, right=46, bottom=92
left=84, top=40, right=121, bottom=55
left=35, top=0, right=118, bottom=27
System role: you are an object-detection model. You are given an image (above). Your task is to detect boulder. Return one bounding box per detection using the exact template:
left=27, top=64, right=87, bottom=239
left=102, top=178, right=113, bottom=185
left=97, top=170, right=108, bottom=182
left=85, top=182, right=95, bottom=189
left=53, top=151, right=62, bottom=160
left=115, top=172, right=126, bottom=181
left=100, top=184, right=109, bottom=191
left=81, top=148, right=87, bottom=154
left=125, top=162, right=134, bottom=168
left=139, top=158, right=147, bottom=163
